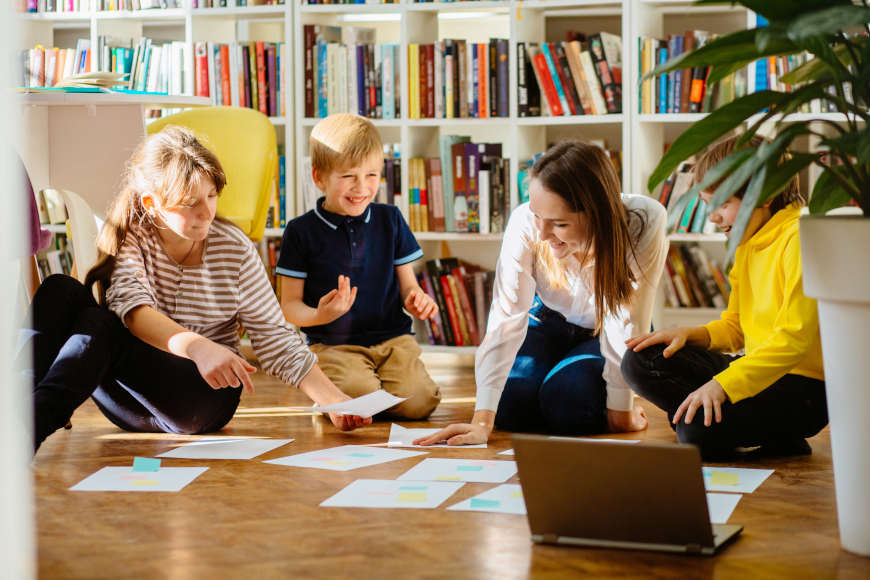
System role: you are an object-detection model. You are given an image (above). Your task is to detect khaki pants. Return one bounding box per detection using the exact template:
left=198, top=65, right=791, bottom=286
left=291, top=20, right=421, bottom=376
left=309, top=334, right=441, bottom=420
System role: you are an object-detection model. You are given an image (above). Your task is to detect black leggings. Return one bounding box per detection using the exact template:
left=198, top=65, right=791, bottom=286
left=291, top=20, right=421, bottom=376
left=22, top=275, right=242, bottom=451
left=621, top=344, right=828, bottom=457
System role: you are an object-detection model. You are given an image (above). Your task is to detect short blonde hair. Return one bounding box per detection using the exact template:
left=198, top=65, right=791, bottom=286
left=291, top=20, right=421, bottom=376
left=310, top=113, right=383, bottom=175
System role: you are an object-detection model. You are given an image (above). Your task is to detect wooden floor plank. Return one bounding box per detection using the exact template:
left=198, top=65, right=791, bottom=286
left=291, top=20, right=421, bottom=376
left=33, top=360, right=870, bottom=579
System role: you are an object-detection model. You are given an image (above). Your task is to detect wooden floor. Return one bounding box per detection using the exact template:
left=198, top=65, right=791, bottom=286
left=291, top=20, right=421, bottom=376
left=33, top=355, right=870, bottom=579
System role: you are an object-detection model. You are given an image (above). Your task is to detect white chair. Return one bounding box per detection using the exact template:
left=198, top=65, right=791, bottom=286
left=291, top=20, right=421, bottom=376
left=55, top=189, right=104, bottom=284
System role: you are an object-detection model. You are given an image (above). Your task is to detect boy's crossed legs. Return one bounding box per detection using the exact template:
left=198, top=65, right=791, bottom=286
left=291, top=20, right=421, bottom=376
left=310, top=334, right=441, bottom=420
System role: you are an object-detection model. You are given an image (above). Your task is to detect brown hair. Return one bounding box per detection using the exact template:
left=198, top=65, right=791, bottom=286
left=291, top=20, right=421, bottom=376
left=530, top=140, right=644, bottom=334
left=85, top=126, right=227, bottom=303
left=309, top=113, right=383, bottom=175
left=695, top=134, right=805, bottom=213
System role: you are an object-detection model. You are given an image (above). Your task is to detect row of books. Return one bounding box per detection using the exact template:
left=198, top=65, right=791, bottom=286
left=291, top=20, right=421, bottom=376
left=519, top=32, right=622, bottom=117
left=418, top=258, right=494, bottom=347
left=304, top=25, right=399, bottom=119
left=22, top=41, right=92, bottom=88
left=663, top=244, right=729, bottom=310
left=516, top=140, right=622, bottom=204
left=193, top=0, right=283, bottom=7
left=106, top=36, right=190, bottom=94
left=194, top=40, right=286, bottom=117
left=99, top=0, right=178, bottom=9
left=656, top=162, right=715, bottom=235
left=20, top=0, right=92, bottom=11
left=408, top=38, right=510, bottom=119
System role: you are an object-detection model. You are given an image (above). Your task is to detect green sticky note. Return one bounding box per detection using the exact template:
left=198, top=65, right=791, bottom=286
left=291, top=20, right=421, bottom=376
left=457, top=465, right=485, bottom=472
left=710, top=470, right=740, bottom=486
left=470, top=498, right=501, bottom=509
left=132, top=457, right=161, bottom=472
left=348, top=452, right=375, bottom=458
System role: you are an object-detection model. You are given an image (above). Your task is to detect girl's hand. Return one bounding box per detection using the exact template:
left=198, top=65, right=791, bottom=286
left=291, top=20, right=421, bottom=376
left=606, top=406, right=648, bottom=433
left=187, top=338, right=256, bottom=393
left=413, top=423, right=490, bottom=446
left=625, top=327, right=692, bottom=357
left=673, top=380, right=728, bottom=427
left=403, top=288, right=438, bottom=320
left=316, top=275, right=358, bottom=324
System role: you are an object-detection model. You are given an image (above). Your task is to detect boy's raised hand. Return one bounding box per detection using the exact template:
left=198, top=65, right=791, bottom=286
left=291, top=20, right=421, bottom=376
left=317, top=275, right=358, bottom=324
left=403, top=288, right=438, bottom=320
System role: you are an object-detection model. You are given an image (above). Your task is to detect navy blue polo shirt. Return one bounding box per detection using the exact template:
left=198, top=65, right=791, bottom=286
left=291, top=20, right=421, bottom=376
left=276, top=197, right=423, bottom=347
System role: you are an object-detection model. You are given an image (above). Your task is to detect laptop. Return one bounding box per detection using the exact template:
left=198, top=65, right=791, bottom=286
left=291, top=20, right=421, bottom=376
left=511, top=434, right=743, bottom=555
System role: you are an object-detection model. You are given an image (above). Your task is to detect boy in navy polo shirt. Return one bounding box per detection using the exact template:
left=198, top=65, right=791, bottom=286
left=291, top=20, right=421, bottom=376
left=277, top=113, right=442, bottom=419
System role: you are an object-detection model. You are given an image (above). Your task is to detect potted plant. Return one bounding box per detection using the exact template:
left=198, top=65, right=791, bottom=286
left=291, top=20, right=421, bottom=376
left=644, top=0, right=870, bottom=556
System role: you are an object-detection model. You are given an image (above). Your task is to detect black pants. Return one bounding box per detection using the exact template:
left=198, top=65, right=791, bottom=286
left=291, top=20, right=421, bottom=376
left=621, top=344, right=828, bottom=457
left=21, top=275, right=242, bottom=451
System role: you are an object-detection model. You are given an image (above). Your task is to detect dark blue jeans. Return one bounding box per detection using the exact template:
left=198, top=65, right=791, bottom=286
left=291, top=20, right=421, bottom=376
left=622, top=343, right=828, bottom=457
left=495, top=297, right=607, bottom=436
left=22, top=275, right=242, bottom=451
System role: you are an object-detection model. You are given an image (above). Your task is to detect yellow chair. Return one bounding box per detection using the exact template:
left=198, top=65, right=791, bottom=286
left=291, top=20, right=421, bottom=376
left=147, top=106, right=277, bottom=242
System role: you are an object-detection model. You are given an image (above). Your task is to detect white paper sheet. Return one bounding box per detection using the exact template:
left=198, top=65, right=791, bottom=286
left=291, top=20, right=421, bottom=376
left=397, top=458, right=517, bottom=483
left=157, top=438, right=294, bottom=460
left=289, top=390, right=406, bottom=418
left=386, top=423, right=487, bottom=449
left=320, top=479, right=464, bottom=509
left=702, top=466, right=774, bottom=493
left=264, top=445, right=426, bottom=471
left=447, top=483, right=526, bottom=515
left=706, top=492, right=742, bottom=523
left=69, top=466, right=208, bottom=492
left=497, top=449, right=514, bottom=456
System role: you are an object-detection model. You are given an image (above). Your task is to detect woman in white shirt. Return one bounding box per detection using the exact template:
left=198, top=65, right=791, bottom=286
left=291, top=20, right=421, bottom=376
left=416, top=140, right=668, bottom=446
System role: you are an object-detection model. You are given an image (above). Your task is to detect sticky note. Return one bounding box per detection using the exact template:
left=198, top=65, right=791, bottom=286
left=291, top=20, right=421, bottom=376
left=510, top=491, right=523, bottom=499
left=131, top=479, right=159, bottom=486
left=710, top=470, right=740, bottom=486
left=349, top=452, right=375, bottom=458
left=326, top=461, right=351, bottom=467
left=456, top=465, right=485, bottom=472
left=470, top=498, right=501, bottom=509
left=397, top=492, right=427, bottom=503
left=132, top=457, right=160, bottom=472
left=435, top=475, right=463, bottom=481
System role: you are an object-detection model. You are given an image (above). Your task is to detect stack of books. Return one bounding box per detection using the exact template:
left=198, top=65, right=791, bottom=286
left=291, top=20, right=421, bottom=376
left=417, top=258, right=495, bottom=347
left=663, top=244, right=729, bottom=310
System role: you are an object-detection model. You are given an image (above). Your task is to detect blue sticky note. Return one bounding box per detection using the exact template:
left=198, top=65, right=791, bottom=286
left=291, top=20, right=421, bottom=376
left=399, top=486, right=428, bottom=491
left=132, top=457, right=161, bottom=472
left=457, top=465, right=485, bottom=472
left=348, top=452, right=375, bottom=458
left=470, top=498, right=501, bottom=509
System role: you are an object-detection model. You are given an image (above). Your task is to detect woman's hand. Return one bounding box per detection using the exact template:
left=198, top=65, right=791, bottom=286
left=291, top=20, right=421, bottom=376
left=316, top=275, right=358, bottom=324
left=413, top=423, right=491, bottom=446
left=606, top=406, right=648, bottom=433
left=403, top=288, right=438, bottom=320
left=187, top=337, right=256, bottom=393
left=673, top=379, right=728, bottom=427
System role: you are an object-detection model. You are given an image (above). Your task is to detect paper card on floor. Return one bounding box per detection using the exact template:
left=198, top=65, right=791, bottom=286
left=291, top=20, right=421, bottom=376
left=397, top=458, right=517, bottom=483
left=386, top=423, right=487, bottom=449
left=547, top=436, right=642, bottom=444
left=264, top=445, right=426, bottom=471
left=447, top=484, right=526, bottom=515
left=706, top=492, right=742, bottom=524
left=157, top=438, right=294, bottom=460
left=497, top=449, right=514, bottom=456
left=289, top=390, right=406, bottom=418
left=702, top=466, right=774, bottom=493
left=69, top=466, right=208, bottom=492
left=320, top=479, right=464, bottom=509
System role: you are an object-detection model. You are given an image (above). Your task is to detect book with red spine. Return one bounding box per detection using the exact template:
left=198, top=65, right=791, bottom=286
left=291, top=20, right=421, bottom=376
left=439, top=274, right=464, bottom=346
left=255, top=41, right=268, bottom=115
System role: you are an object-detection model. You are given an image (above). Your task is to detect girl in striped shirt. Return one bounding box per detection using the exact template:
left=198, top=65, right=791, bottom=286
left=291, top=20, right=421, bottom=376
left=26, top=127, right=369, bottom=452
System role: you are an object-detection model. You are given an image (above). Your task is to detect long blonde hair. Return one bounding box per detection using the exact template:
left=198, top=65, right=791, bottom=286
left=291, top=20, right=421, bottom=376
left=85, top=126, right=227, bottom=303
left=531, top=140, right=644, bottom=333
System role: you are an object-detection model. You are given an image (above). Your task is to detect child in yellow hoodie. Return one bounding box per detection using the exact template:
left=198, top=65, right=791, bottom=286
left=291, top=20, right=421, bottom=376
left=621, top=135, right=827, bottom=460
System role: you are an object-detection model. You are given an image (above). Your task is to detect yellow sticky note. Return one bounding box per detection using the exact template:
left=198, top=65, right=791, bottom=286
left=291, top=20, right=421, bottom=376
left=397, top=492, right=427, bottom=503
left=326, top=461, right=351, bottom=467
left=131, top=479, right=159, bottom=487
left=435, top=475, right=462, bottom=481
left=510, top=491, right=523, bottom=499
left=710, top=470, right=740, bottom=486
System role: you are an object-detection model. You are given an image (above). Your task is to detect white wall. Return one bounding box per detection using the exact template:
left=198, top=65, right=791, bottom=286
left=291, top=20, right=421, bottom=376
left=0, top=4, right=36, bottom=579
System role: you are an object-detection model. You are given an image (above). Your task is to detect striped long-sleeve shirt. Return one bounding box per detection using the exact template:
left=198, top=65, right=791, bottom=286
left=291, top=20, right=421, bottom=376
left=106, top=219, right=316, bottom=387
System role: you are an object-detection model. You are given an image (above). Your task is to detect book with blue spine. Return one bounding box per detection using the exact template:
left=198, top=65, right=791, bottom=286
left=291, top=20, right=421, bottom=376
left=540, top=43, right=570, bottom=116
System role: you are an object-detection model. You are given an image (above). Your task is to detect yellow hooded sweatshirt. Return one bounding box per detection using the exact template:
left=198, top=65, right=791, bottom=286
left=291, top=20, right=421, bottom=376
left=703, top=204, right=825, bottom=403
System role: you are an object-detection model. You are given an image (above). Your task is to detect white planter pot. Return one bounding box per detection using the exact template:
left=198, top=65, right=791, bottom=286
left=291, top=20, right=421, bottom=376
left=800, top=214, right=870, bottom=557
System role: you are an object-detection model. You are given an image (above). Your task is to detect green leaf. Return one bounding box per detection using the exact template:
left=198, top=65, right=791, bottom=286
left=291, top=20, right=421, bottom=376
left=643, top=28, right=798, bottom=81
left=787, top=6, right=870, bottom=42
left=693, top=0, right=852, bottom=22
left=725, top=162, right=769, bottom=261
left=695, top=148, right=756, bottom=197
left=666, top=184, right=702, bottom=232
left=647, top=91, right=785, bottom=192
left=859, top=131, right=870, bottom=164
left=808, top=168, right=853, bottom=213
left=758, top=153, right=818, bottom=203
left=780, top=43, right=856, bottom=85
left=707, top=59, right=756, bottom=85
